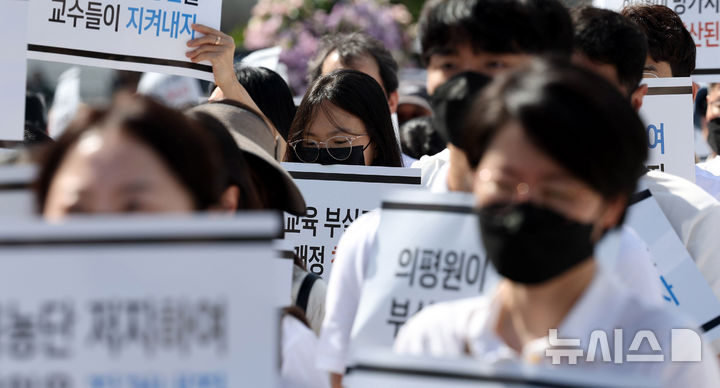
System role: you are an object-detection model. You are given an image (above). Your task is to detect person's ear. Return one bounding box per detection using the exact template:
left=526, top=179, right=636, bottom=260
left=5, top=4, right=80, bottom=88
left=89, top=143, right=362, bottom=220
left=693, top=82, right=700, bottom=102
left=631, top=84, right=648, bottom=112
left=219, top=185, right=240, bottom=212
left=591, top=196, right=626, bottom=242
left=388, top=90, right=399, bottom=114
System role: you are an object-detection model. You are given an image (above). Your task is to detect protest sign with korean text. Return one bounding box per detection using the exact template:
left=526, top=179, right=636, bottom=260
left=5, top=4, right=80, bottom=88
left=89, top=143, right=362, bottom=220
left=27, top=0, right=222, bottom=81
left=596, top=0, right=720, bottom=80
left=1, top=0, right=28, bottom=141
left=0, top=213, right=290, bottom=387
left=350, top=191, right=500, bottom=351
left=639, top=78, right=696, bottom=182
left=625, top=186, right=720, bottom=351
left=282, top=162, right=421, bottom=280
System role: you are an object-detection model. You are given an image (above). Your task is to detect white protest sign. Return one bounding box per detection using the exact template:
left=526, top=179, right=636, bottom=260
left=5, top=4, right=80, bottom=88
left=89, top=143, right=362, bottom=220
left=625, top=187, right=720, bottom=350
left=595, top=0, right=720, bottom=80
left=345, top=349, right=658, bottom=388
left=0, top=213, right=290, bottom=387
left=27, top=0, right=221, bottom=81
left=0, top=164, right=36, bottom=217
left=350, top=191, right=499, bottom=351
left=282, top=162, right=422, bottom=280
left=0, top=0, right=28, bottom=141
left=638, top=78, right=696, bottom=182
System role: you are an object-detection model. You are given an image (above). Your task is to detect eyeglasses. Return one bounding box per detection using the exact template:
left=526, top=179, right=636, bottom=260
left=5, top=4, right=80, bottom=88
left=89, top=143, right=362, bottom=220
left=288, top=135, right=369, bottom=163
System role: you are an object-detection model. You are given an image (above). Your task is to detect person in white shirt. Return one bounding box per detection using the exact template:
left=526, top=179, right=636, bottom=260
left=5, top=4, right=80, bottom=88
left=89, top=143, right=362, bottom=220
left=281, top=311, right=331, bottom=388
left=396, top=60, right=720, bottom=387
left=622, top=5, right=720, bottom=201
left=318, top=3, right=665, bottom=386
left=572, top=6, right=720, bottom=301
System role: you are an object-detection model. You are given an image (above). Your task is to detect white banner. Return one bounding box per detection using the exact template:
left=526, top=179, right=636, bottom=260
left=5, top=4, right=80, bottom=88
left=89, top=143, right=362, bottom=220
left=350, top=191, right=499, bottom=351
left=1, top=0, right=28, bottom=141
left=345, top=349, right=658, bottom=388
left=640, top=78, right=696, bottom=182
left=27, top=0, right=221, bottom=81
left=282, top=162, right=422, bottom=280
left=626, top=188, right=720, bottom=348
left=0, top=165, right=36, bottom=217
left=0, top=213, right=290, bottom=387
left=596, top=0, right=720, bottom=80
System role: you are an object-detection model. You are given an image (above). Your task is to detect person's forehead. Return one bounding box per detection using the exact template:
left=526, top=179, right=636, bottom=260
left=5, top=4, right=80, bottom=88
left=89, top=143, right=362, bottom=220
left=321, top=50, right=385, bottom=90
left=482, top=123, right=569, bottom=178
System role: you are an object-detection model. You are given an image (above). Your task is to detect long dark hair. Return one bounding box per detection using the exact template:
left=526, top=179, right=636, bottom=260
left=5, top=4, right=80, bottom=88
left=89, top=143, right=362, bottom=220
left=35, top=94, right=225, bottom=212
left=286, top=69, right=403, bottom=167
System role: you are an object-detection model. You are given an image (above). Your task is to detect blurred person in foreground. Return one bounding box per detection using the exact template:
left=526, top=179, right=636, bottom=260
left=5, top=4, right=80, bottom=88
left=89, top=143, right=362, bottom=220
left=572, top=6, right=720, bottom=302
left=34, top=94, right=328, bottom=388
left=395, top=60, right=720, bottom=388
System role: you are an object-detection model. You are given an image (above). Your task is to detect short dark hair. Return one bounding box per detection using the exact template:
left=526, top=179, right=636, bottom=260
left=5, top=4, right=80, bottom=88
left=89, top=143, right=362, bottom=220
left=399, top=117, right=445, bottom=160
left=418, top=0, right=571, bottom=64
left=235, top=65, right=296, bottom=140
left=464, top=60, right=647, bottom=206
left=307, top=32, right=399, bottom=97
left=520, top=0, right=574, bottom=57
left=572, top=6, right=648, bottom=94
left=621, top=5, right=696, bottom=77
left=287, top=69, right=403, bottom=167
left=35, top=94, right=224, bottom=212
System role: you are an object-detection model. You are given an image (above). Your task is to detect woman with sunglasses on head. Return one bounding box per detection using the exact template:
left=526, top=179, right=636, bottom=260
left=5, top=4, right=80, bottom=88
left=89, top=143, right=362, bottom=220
left=285, top=69, right=403, bottom=167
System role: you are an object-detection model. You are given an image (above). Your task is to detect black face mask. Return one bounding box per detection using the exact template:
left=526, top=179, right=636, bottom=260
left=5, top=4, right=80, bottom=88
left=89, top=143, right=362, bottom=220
left=296, top=145, right=366, bottom=166
left=478, top=202, right=595, bottom=285
left=708, top=118, right=720, bottom=155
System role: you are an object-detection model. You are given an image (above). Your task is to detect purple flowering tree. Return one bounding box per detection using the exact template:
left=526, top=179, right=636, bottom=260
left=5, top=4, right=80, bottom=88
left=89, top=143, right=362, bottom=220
left=244, top=0, right=414, bottom=94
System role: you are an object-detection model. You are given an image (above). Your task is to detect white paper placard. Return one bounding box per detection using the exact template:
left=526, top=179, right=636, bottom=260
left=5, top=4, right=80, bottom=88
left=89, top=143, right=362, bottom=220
left=0, top=164, right=36, bottom=217
left=0, top=213, right=290, bottom=387
left=639, top=78, right=696, bottom=182
left=345, top=349, right=658, bottom=388
left=625, top=188, right=720, bottom=349
left=27, top=0, right=222, bottom=81
left=282, top=162, right=422, bottom=280
left=595, top=0, right=720, bottom=81
left=0, top=0, right=28, bottom=141
left=350, top=191, right=500, bottom=351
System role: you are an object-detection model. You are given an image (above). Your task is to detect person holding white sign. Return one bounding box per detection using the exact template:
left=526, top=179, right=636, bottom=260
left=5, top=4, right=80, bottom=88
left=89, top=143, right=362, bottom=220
left=395, top=60, right=720, bottom=387
left=572, top=7, right=720, bottom=301
left=33, top=93, right=330, bottom=388
left=316, top=2, right=577, bottom=387
left=621, top=5, right=720, bottom=201
left=285, top=69, right=404, bottom=167
left=186, top=24, right=289, bottom=161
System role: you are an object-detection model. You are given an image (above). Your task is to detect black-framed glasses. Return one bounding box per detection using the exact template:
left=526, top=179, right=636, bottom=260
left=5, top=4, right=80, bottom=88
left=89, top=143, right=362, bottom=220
left=288, top=135, right=369, bottom=163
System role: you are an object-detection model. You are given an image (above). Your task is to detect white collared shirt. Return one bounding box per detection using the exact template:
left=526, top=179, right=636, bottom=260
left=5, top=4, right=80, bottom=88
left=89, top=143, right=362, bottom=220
left=695, top=165, right=720, bottom=201
left=644, top=171, right=720, bottom=300
left=394, top=269, right=720, bottom=387
left=281, top=316, right=330, bottom=388
left=698, top=155, right=720, bottom=176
